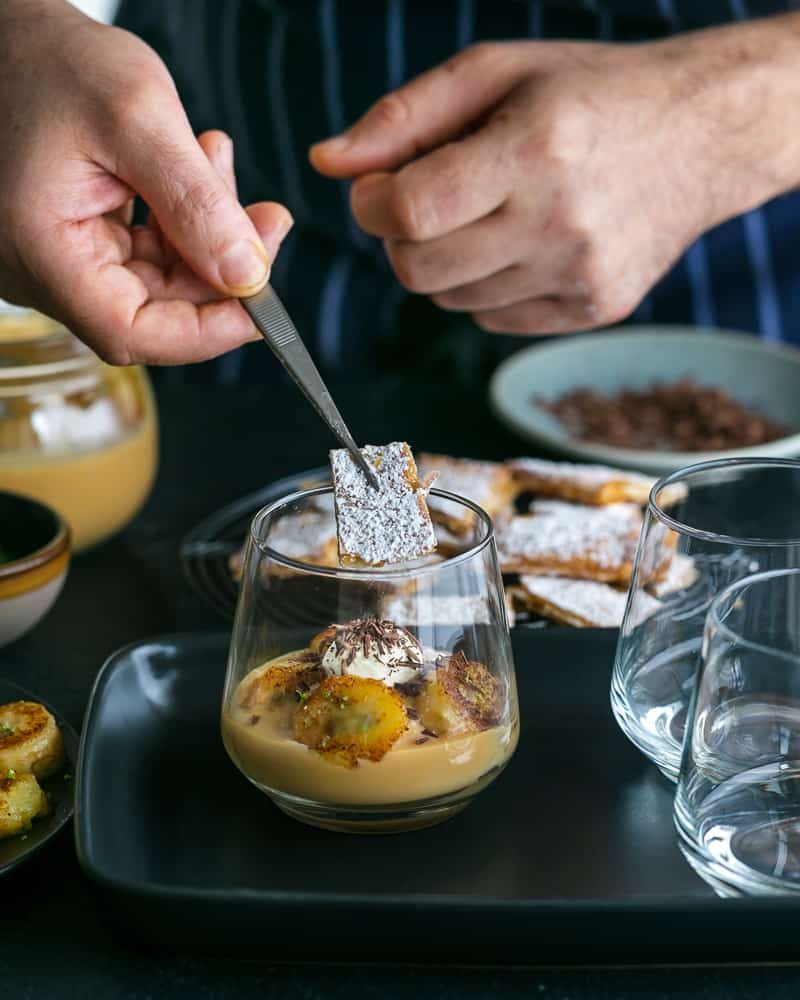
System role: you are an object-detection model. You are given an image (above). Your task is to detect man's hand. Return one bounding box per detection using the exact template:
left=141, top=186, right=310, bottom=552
left=0, top=0, right=292, bottom=364
left=312, top=20, right=800, bottom=334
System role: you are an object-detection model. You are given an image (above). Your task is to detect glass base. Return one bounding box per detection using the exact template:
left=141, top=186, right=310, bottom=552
left=234, top=757, right=510, bottom=834
left=272, top=795, right=470, bottom=833
left=256, top=763, right=511, bottom=834
left=675, top=825, right=800, bottom=897
left=675, top=788, right=800, bottom=897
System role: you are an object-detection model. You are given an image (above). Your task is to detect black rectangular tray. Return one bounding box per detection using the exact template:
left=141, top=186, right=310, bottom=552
left=75, top=630, right=800, bottom=965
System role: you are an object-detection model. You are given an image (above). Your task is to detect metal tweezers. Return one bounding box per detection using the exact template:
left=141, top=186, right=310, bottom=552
left=241, top=283, right=380, bottom=490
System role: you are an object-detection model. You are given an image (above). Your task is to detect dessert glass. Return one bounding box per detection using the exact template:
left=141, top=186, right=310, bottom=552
left=221, top=486, right=519, bottom=833
left=611, top=458, right=800, bottom=781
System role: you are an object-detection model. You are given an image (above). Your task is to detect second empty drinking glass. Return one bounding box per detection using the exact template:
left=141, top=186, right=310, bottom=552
left=675, top=568, right=800, bottom=896
left=611, top=458, right=800, bottom=780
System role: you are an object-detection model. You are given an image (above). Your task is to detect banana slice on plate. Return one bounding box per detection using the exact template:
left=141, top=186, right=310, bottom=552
left=0, top=701, right=65, bottom=780
left=0, top=770, right=50, bottom=839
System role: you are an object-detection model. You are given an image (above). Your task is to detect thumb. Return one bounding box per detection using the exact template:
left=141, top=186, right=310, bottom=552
left=310, top=43, right=528, bottom=178
left=119, top=115, right=275, bottom=297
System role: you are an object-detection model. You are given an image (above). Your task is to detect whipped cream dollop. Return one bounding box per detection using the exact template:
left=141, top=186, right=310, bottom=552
left=320, top=618, right=423, bottom=687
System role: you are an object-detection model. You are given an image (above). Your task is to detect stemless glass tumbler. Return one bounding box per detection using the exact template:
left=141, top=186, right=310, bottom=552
left=611, top=459, right=800, bottom=781
left=221, top=486, right=519, bottom=833
left=675, top=569, right=800, bottom=896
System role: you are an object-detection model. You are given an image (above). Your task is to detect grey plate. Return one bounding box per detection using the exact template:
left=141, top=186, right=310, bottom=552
left=489, top=326, right=800, bottom=475
left=0, top=680, right=78, bottom=876
left=73, top=629, right=800, bottom=966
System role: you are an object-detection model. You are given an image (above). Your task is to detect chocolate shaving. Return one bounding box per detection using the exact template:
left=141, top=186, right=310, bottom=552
left=248, top=715, right=261, bottom=726
left=323, top=617, right=423, bottom=669
left=296, top=651, right=322, bottom=664
left=540, top=378, right=791, bottom=452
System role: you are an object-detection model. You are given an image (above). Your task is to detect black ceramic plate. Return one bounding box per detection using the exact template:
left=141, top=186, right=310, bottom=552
left=74, top=629, right=800, bottom=966
left=0, top=680, right=78, bottom=876
left=180, top=466, right=552, bottom=630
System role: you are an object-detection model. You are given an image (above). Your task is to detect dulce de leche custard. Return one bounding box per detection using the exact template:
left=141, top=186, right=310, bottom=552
left=222, top=618, right=518, bottom=806
left=0, top=315, right=157, bottom=551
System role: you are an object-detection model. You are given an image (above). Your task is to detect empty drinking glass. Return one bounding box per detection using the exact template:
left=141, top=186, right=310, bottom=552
left=674, top=568, right=800, bottom=896
left=611, top=459, right=800, bottom=780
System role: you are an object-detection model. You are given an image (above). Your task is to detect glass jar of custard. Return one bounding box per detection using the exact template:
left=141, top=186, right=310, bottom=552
left=0, top=306, right=158, bottom=552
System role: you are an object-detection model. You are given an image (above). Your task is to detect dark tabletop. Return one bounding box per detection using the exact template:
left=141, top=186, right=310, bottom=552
left=2, top=373, right=800, bottom=999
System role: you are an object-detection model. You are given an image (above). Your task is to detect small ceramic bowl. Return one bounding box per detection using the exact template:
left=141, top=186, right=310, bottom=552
left=489, top=326, right=800, bottom=475
left=0, top=492, right=70, bottom=647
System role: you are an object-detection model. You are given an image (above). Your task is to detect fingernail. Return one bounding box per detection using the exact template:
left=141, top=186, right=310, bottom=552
left=276, top=214, right=294, bottom=239
left=219, top=240, right=270, bottom=295
left=262, top=214, right=295, bottom=261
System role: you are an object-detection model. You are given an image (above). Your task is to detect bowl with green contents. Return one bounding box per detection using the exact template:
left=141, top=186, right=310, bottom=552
left=0, top=492, right=70, bottom=647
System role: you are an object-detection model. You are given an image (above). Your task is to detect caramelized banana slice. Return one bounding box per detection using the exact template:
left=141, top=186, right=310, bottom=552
left=0, top=701, right=65, bottom=780
left=413, top=653, right=503, bottom=736
left=238, top=654, right=325, bottom=725
left=0, top=770, right=50, bottom=839
left=293, top=676, right=408, bottom=767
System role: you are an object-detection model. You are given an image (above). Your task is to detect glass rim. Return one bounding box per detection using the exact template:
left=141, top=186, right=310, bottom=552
left=249, top=485, right=495, bottom=580
left=648, top=457, right=800, bottom=548
left=709, top=566, right=800, bottom=659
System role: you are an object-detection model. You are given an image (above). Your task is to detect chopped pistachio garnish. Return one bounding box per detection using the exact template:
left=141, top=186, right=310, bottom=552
left=5, top=768, right=16, bottom=780
left=0, top=723, right=12, bottom=737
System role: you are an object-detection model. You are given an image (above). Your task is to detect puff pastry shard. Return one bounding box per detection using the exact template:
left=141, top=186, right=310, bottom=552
left=330, top=442, right=438, bottom=566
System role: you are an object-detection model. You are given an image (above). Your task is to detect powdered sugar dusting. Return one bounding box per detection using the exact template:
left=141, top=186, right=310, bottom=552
left=528, top=499, right=642, bottom=519
left=267, top=509, right=336, bottom=560
left=330, top=442, right=438, bottom=565
left=496, top=501, right=642, bottom=574
left=519, top=575, right=658, bottom=628
left=382, top=593, right=494, bottom=626
left=511, top=457, right=654, bottom=501
left=230, top=508, right=336, bottom=577
left=418, top=454, right=515, bottom=528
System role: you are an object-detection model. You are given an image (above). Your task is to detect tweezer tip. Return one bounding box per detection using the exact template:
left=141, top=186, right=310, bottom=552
left=356, top=454, right=381, bottom=491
